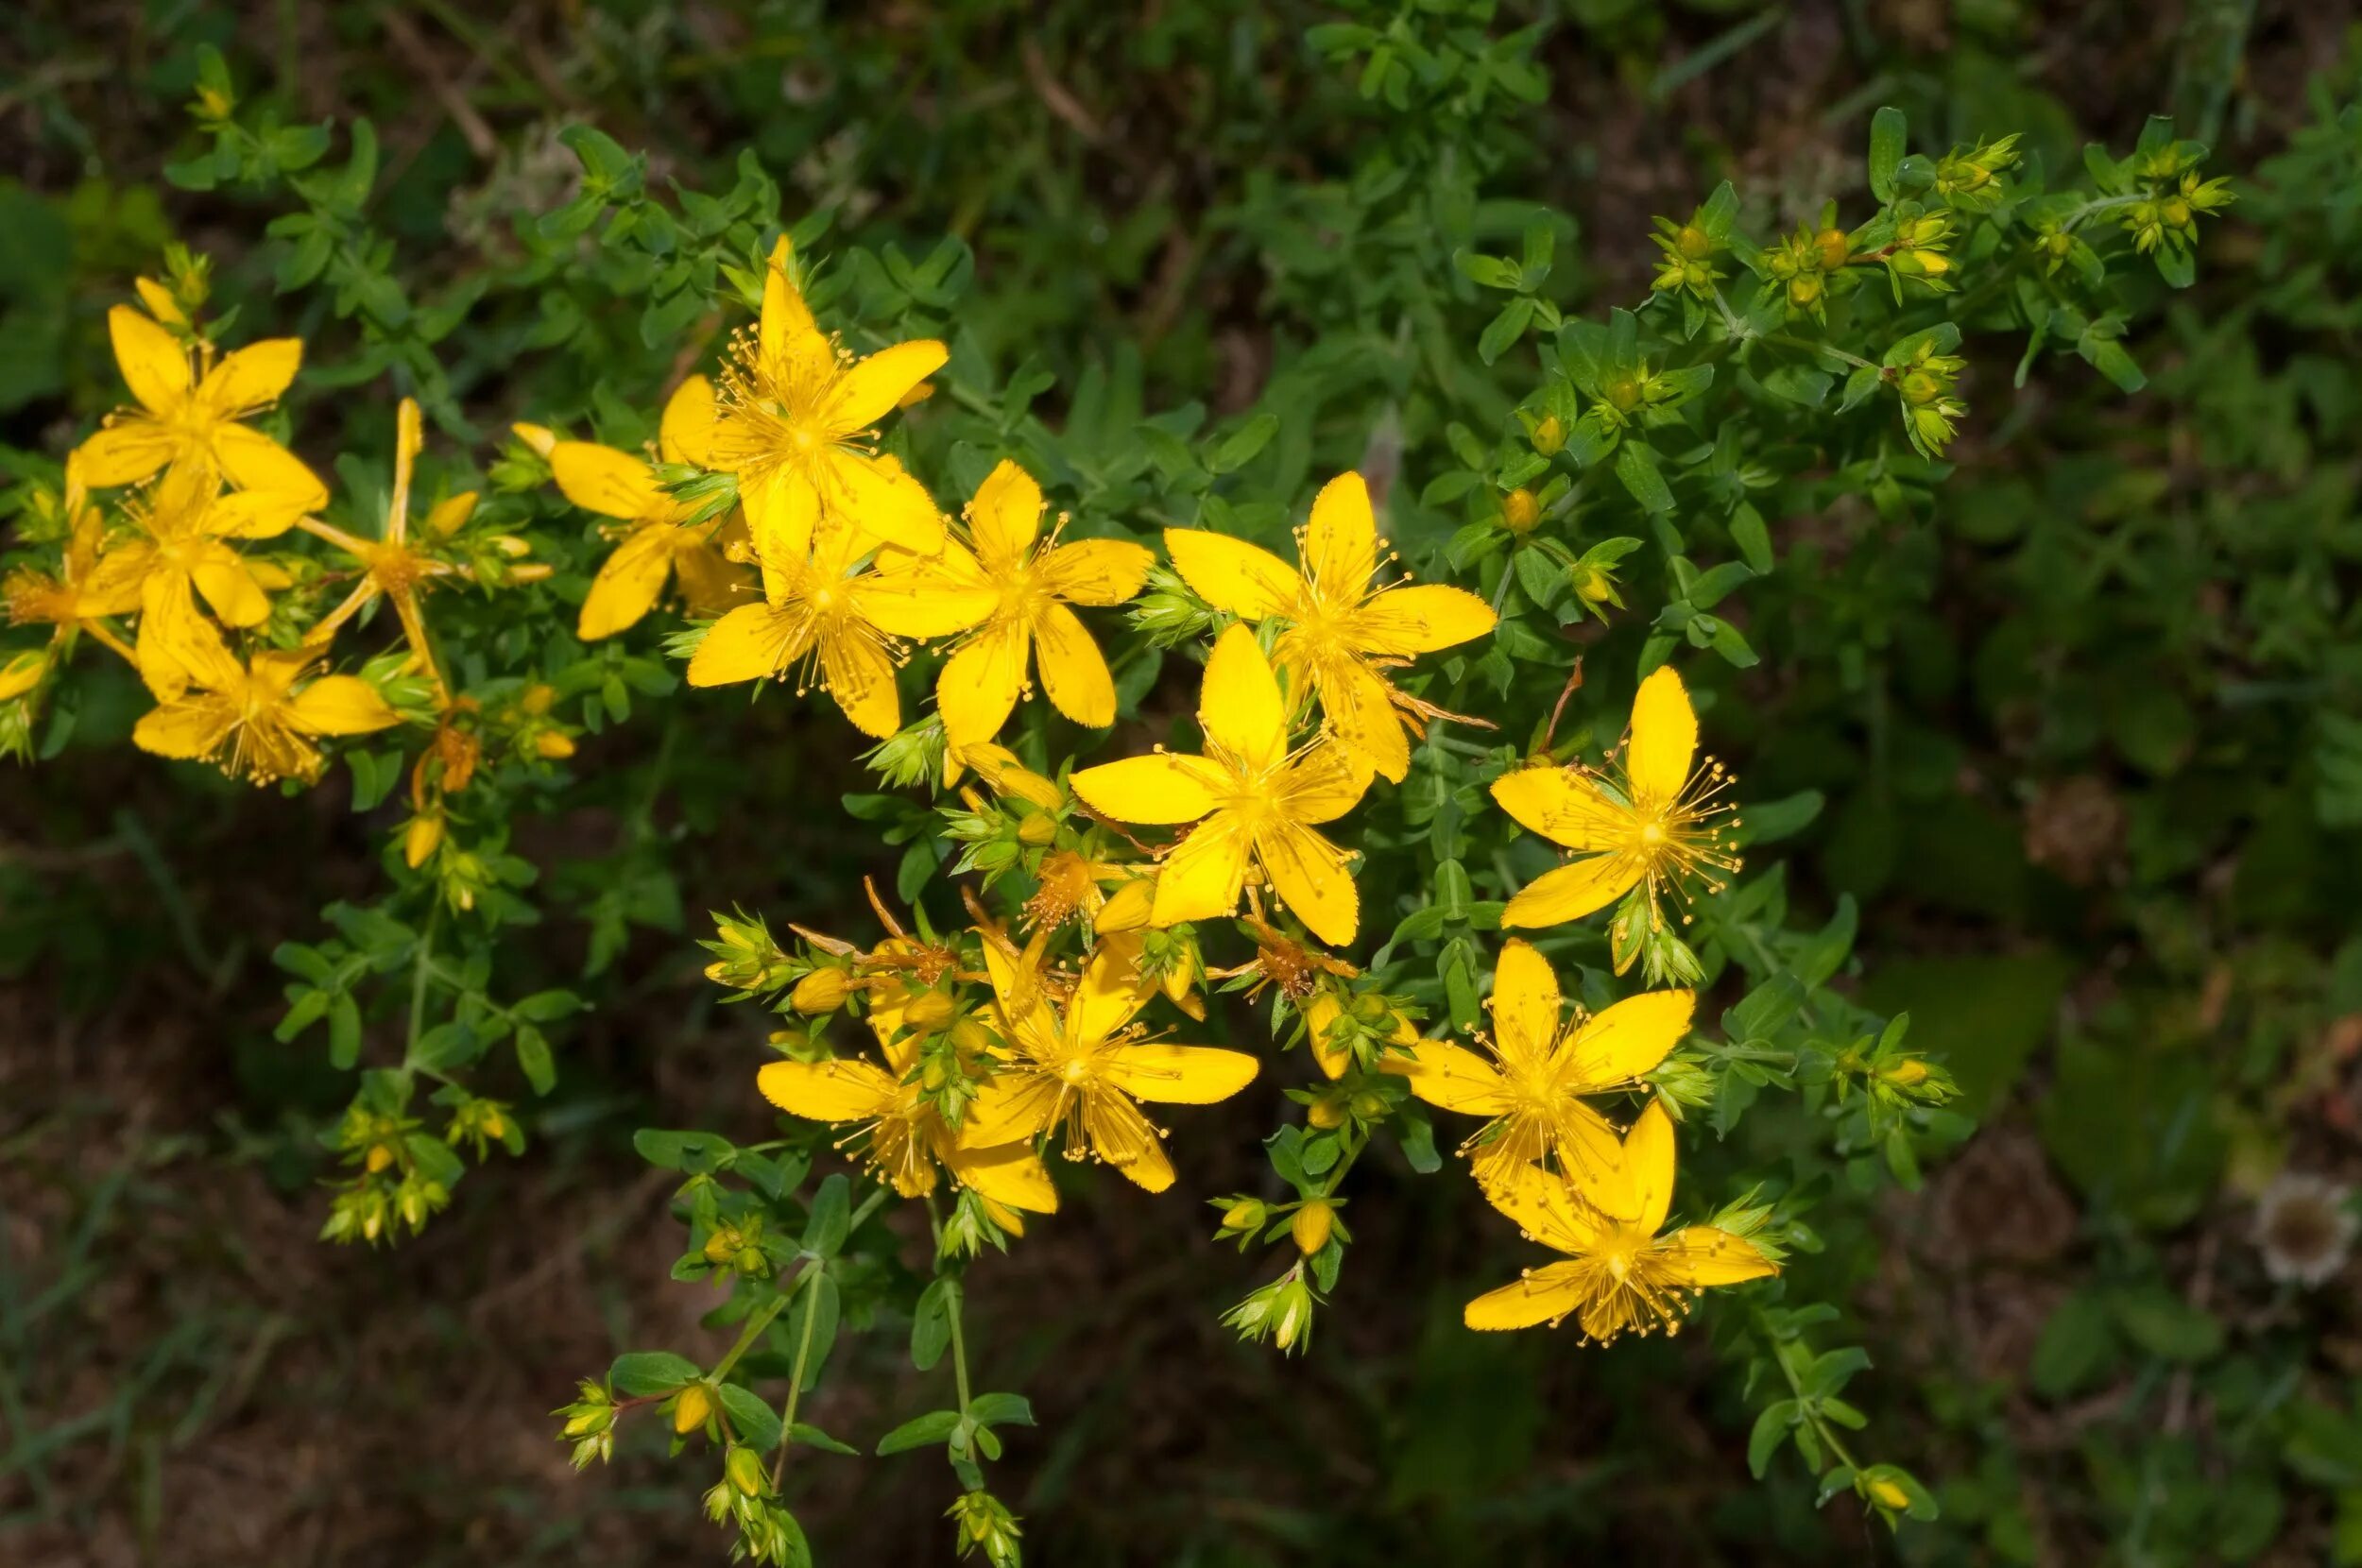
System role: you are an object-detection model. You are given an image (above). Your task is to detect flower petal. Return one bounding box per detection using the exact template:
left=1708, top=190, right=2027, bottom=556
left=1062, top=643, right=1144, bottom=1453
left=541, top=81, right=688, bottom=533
left=1083, top=1090, right=1173, bottom=1190
left=1348, top=583, right=1498, bottom=656
left=1476, top=1159, right=1604, bottom=1254
left=1100, top=1043, right=1258, bottom=1105
left=1033, top=602, right=1116, bottom=728
left=1390, top=1040, right=1513, bottom=1116
left=1036, top=538, right=1153, bottom=606
left=1490, top=764, right=1633, bottom=851
left=819, top=623, right=902, bottom=739
left=1561, top=989, right=1693, bottom=1090
left=743, top=467, right=821, bottom=577
left=1302, top=469, right=1376, bottom=607
left=578, top=526, right=679, bottom=640
left=947, top=1141, right=1059, bottom=1214
left=108, top=305, right=191, bottom=416
left=189, top=543, right=271, bottom=628
left=1626, top=665, right=1699, bottom=809
left=550, top=441, right=670, bottom=520
left=688, top=602, right=810, bottom=687
left=1309, top=656, right=1409, bottom=783
left=75, top=422, right=178, bottom=488
left=856, top=540, right=997, bottom=639
left=826, top=451, right=945, bottom=555
left=1463, top=1260, right=1592, bottom=1332
left=933, top=620, right=1028, bottom=747
left=957, top=1072, right=1061, bottom=1148
left=197, top=337, right=302, bottom=415
left=1069, top=754, right=1223, bottom=825
left=824, top=339, right=950, bottom=434
left=1199, top=622, right=1286, bottom=772
left=1486, top=939, right=1562, bottom=1072
left=965, top=459, right=1043, bottom=571
left=1255, top=819, right=1358, bottom=946
left=1277, top=739, right=1371, bottom=826
left=1500, top=856, right=1642, bottom=929
left=659, top=374, right=720, bottom=467
left=757, top=1057, right=897, bottom=1122
left=1658, top=1226, right=1778, bottom=1287
left=132, top=695, right=235, bottom=762
left=284, top=674, right=400, bottom=736
left=759, top=239, right=824, bottom=366
left=1162, top=529, right=1299, bottom=619
left=212, top=424, right=327, bottom=508
left=1583, top=1099, right=1677, bottom=1235
left=1149, top=816, right=1251, bottom=926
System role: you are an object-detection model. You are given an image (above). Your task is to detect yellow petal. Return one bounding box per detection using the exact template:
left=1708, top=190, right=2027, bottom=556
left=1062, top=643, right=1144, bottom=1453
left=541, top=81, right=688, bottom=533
left=75, top=421, right=177, bottom=488
left=1626, top=665, right=1699, bottom=809
left=1348, top=583, right=1498, bottom=656
left=578, top=526, right=679, bottom=640
left=947, top=1141, right=1059, bottom=1214
left=189, top=543, right=271, bottom=628
left=132, top=695, right=235, bottom=761
left=212, top=424, right=327, bottom=508
left=966, top=459, right=1042, bottom=570
left=0, top=649, right=47, bottom=702
left=1033, top=603, right=1116, bottom=728
left=675, top=533, right=757, bottom=618
left=1067, top=933, right=1156, bottom=1049
left=1276, top=739, right=1370, bottom=827
left=1659, top=1226, right=1778, bottom=1287
left=1500, top=856, right=1642, bottom=929
left=1036, top=538, right=1154, bottom=606
left=1093, top=873, right=1155, bottom=932
left=550, top=441, right=669, bottom=520
left=856, top=540, right=997, bottom=639
left=1100, top=1043, right=1258, bottom=1105
left=659, top=375, right=720, bottom=467
left=1083, top=1090, right=1173, bottom=1190
left=1069, top=754, right=1224, bottom=825
left=956, top=1072, right=1059, bottom=1149
left=206, top=489, right=309, bottom=540
left=1149, top=816, right=1251, bottom=926
left=934, top=621, right=1028, bottom=748
left=1255, top=820, right=1358, bottom=946
left=760, top=240, right=823, bottom=366
left=1302, top=470, right=1376, bottom=607
left=1487, top=939, right=1562, bottom=1071
left=108, top=304, right=190, bottom=416
left=1477, top=1159, right=1605, bottom=1254
left=511, top=421, right=557, bottom=457
left=1309, top=656, right=1409, bottom=784
left=197, top=337, right=303, bottom=414
left=687, top=602, right=809, bottom=687
left=1561, top=989, right=1693, bottom=1090
left=742, top=466, right=821, bottom=570
left=757, top=1057, right=897, bottom=1122
left=1162, top=528, right=1299, bottom=619
left=1198, top=622, right=1286, bottom=772
left=825, top=451, right=944, bottom=555
left=958, top=741, right=1065, bottom=810
left=284, top=673, right=400, bottom=736
left=1490, top=764, right=1634, bottom=851
left=1463, top=1260, right=1592, bottom=1332
left=1390, top=1040, right=1512, bottom=1116
left=824, top=340, right=950, bottom=435
left=1582, top=1099, right=1678, bottom=1235
left=818, top=624, right=901, bottom=739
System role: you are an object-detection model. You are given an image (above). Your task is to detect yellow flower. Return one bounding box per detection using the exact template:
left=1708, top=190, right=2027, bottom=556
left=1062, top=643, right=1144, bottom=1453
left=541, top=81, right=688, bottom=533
left=1463, top=1102, right=1775, bottom=1338
left=131, top=617, right=399, bottom=785
left=959, top=933, right=1258, bottom=1192
left=6, top=464, right=145, bottom=662
left=706, top=238, right=947, bottom=562
left=303, top=400, right=500, bottom=707
left=77, top=303, right=325, bottom=505
left=1393, top=938, right=1691, bottom=1189
left=1490, top=665, right=1738, bottom=931
left=81, top=460, right=308, bottom=697
left=526, top=377, right=754, bottom=639
left=757, top=1013, right=1057, bottom=1224
left=1163, top=470, right=1497, bottom=781
left=684, top=501, right=910, bottom=738
left=863, top=459, right=1153, bottom=748
left=1069, top=625, right=1372, bottom=946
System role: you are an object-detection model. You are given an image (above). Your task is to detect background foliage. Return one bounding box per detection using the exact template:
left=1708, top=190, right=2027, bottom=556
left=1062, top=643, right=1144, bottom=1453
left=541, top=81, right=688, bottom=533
left=4, top=2, right=2360, bottom=1564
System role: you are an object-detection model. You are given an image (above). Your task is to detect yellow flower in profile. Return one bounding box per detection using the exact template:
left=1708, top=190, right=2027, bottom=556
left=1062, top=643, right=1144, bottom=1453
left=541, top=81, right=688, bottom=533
left=1393, top=939, right=1691, bottom=1190
left=1464, top=1101, right=1775, bottom=1338
left=684, top=503, right=907, bottom=738
left=522, top=377, right=753, bottom=639
left=706, top=238, right=946, bottom=561
left=864, top=459, right=1153, bottom=748
left=1491, top=665, right=1738, bottom=931
left=960, top=933, right=1258, bottom=1192
left=77, top=303, right=326, bottom=505
left=81, top=460, right=308, bottom=697
left=757, top=1015, right=1057, bottom=1226
left=6, top=463, right=145, bottom=669
left=1069, top=625, right=1370, bottom=946
left=131, top=617, right=399, bottom=786
left=1164, top=471, right=1496, bottom=781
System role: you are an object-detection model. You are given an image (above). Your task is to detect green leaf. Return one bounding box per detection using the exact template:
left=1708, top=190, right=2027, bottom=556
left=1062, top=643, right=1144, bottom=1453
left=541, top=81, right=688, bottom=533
left=1748, top=1401, right=1797, bottom=1478
left=1209, top=413, right=1279, bottom=474
left=801, top=1173, right=851, bottom=1257
left=608, top=1351, right=699, bottom=1396
left=328, top=991, right=363, bottom=1070
left=789, top=1421, right=860, bottom=1457
left=1478, top=298, right=1535, bottom=366
left=515, top=1027, right=556, bottom=1096
left=1613, top=441, right=1674, bottom=513
left=911, top=1277, right=957, bottom=1372
left=1868, top=108, right=1908, bottom=203
left=718, top=1382, right=782, bottom=1452
left=966, top=1392, right=1035, bottom=1428
left=2030, top=1289, right=2118, bottom=1400
left=875, top=1408, right=963, bottom=1456
left=633, top=1128, right=737, bottom=1174
left=2111, top=1287, right=2224, bottom=1363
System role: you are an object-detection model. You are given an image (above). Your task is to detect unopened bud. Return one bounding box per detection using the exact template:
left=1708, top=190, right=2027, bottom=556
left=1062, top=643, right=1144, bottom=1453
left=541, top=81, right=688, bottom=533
left=520, top=683, right=556, bottom=715
left=1221, top=1198, right=1267, bottom=1233
left=1869, top=1476, right=1910, bottom=1510
left=1813, top=227, right=1850, bottom=270
left=1307, top=1097, right=1346, bottom=1130
left=1500, top=487, right=1540, bottom=535
left=1531, top=414, right=1566, bottom=456
left=1017, top=811, right=1058, bottom=846
left=1881, top=1058, right=1931, bottom=1087
left=403, top=813, right=443, bottom=867
left=791, top=968, right=849, bottom=1014
left=726, top=1443, right=768, bottom=1496
left=673, top=1384, right=712, bottom=1435
left=902, top=990, right=955, bottom=1031
left=1292, top=1200, right=1334, bottom=1255
left=534, top=730, right=576, bottom=759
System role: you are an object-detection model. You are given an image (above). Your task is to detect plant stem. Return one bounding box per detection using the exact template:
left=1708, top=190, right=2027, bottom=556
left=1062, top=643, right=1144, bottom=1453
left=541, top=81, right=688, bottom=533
left=404, top=906, right=439, bottom=1064
left=769, top=1262, right=825, bottom=1488
left=945, top=1277, right=973, bottom=1416
left=711, top=1276, right=799, bottom=1386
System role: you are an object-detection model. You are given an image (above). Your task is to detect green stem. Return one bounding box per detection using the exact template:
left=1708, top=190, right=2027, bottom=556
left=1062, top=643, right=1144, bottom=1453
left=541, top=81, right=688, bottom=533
left=404, top=906, right=440, bottom=1062
left=770, top=1262, right=826, bottom=1487
left=1768, top=1327, right=1863, bottom=1476
left=945, top=1279, right=974, bottom=1416
left=710, top=1278, right=798, bottom=1386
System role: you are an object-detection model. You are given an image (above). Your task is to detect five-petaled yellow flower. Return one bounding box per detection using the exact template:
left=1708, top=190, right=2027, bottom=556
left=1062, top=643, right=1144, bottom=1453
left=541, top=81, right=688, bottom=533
left=131, top=618, right=399, bottom=786
left=1464, top=1101, right=1775, bottom=1338
left=1070, top=624, right=1370, bottom=946
left=864, top=459, right=1153, bottom=748
left=1393, top=938, right=1691, bottom=1189
left=1164, top=470, right=1496, bottom=782
left=520, top=377, right=753, bottom=640
left=757, top=1010, right=1056, bottom=1228
left=83, top=460, right=307, bottom=696
left=707, top=238, right=946, bottom=561
left=960, top=934, right=1258, bottom=1193
left=77, top=303, right=326, bottom=506
left=685, top=500, right=907, bottom=738
left=1491, top=665, right=1738, bottom=931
